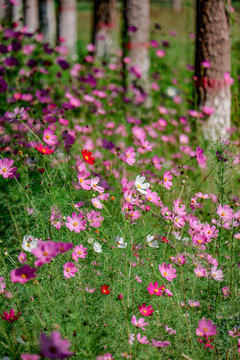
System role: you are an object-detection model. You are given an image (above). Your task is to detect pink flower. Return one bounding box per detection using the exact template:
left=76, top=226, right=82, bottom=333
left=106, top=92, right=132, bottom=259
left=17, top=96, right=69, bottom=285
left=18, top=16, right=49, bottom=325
left=151, top=339, right=171, bottom=347
left=195, top=146, right=207, bottom=168
left=194, top=266, right=207, bottom=278
left=72, top=244, right=88, bottom=261
left=122, top=147, right=136, bottom=166
left=139, top=303, right=154, bottom=317
left=196, top=318, right=217, bottom=337
left=86, top=285, right=96, bottom=293
left=135, top=275, right=142, bottom=283
left=90, top=177, right=104, bottom=193
left=43, top=128, right=58, bottom=145
left=201, top=60, right=211, bottom=68
left=222, top=286, right=231, bottom=297
left=173, top=216, right=185, bottom=228
left=63, top=262, right=78, bottom=278
left=152, top=155, right=162, bottom=170
left=202, top=106, right=215, bottom=115
left=66, top=212, right=87, bottom=233
left=0, top=277, right=6, bottom=294
left=131, top=316, right=148, bottom=331
left=21, top=355, right=40, bottom=360
left=216, top=204, right=233, bottom=222
left=159, top=263, right=177, bottom=281
left=224, top=72, right=234, bottom=85
left=137, top=333, right=149, bottom=344
left=211, top=266, right=224, bottom=281
left=87, top=210, right=104, bottom=228
left=156, top=49, right=166, bottom=58
left=162, top=171, right=173, bottom=189
left=147, top=281, right=162, bottom=296
left=91, top=198, right=103, bottom=209
left=32, top=241, right=59, bottom=267
left=10, top=265, right=37, bottom=284
left=159, top=285, right=173, bottom=297
left=0, top=158, right=17, bottom=178
left=18, top=252, right=28, bottom=264
left=77, top=171, right=91, bottom=190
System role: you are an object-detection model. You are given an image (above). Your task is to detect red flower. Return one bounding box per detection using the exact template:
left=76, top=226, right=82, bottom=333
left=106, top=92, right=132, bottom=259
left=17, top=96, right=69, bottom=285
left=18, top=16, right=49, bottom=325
left=162, top=236, right=168, bottom=243
left=82, top=149, right=95, bottom=165
left=1, top=309, right=21, bottom=322
left=101, top=284, right=111, bottom=295
left=35, top=144, right=54, bottom=155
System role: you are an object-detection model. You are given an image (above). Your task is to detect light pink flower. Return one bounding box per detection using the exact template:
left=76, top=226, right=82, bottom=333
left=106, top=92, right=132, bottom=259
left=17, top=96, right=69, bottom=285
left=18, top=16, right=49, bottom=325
left=91, top=198, right=103, bottom=209
left=137, top=333, right=149, bottom=344
left=211, top=266, right=224, bottom=281
left=162, top=171, right=173, bottom=189
left=77, top=171, right=91, bottom=190
left=43, top=128, right=57, bottom=145
left=90, top=177, right=104, bottom=193
left=194, top=266, right=207, bottom=278
left=151, top=339, right=171, bottom=347
left=159, top=263, right=177, bottom=282
left=72, top=244, right=88, bottom=261
left=131, top=316, right=148, bottom=331
left=0, top=158, right=17, bottom=178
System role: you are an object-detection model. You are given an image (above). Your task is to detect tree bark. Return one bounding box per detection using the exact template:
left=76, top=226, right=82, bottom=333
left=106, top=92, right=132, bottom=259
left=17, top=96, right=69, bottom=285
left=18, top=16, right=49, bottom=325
left=122, top=0, right=150, bottom=96
left=195, top=0, right=231, bottom=139
left=92, top=0, right=116, bottom=59
left=173, top=0, right=181, bottom=12
left=12, top=0, right=23, bottom=26
left=58, top=0, right=77, bottom=56
left=39, top=0, right=56, bottom=45
left=23, top=0, right=39, bottom=33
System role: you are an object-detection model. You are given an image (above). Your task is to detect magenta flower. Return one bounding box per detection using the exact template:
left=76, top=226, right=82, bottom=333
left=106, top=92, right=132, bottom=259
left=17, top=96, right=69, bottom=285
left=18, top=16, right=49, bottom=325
left=159, top=285, right=173, bottom=297
left=139, top=303, right=154, bottom=317
left=63, top=262, right=78, bottom=278
left=151, top=339, right=171, bottom=347
left=87, top=210, right=104, bottom=228
left=43, top=128, right=58, bottom=145
left=57, top=242, right=73, bottom=254
left=211, top=266, right=224, bottom=281
left=196, top=318, right=217, bottom=337
left=222, top=286, right=231, bottom=297
left=1, top=308, right=21, bottom=322
left=0, top=277, right=6, bottom=294
left=163, top=171, right=173, bottom=189
left=0, top=158, right=17, bottom=178
left=32, top=241, right=59, bottom=267
left=159, top=263, right=177, bottom=282
left=66, top=212, right=87, bottom=233
left=40, top=331, right=73, bottom=359
left=147, top=281, right=162, bottom=296
left=10, top=265, right=37, bottom=284
left=137, top=333, right=149, bottom=344
left=195, top=146, right=207, bottom=168
left=72, top=244, right=88, bottom=261
left=131, top=316, right=148, bottom=331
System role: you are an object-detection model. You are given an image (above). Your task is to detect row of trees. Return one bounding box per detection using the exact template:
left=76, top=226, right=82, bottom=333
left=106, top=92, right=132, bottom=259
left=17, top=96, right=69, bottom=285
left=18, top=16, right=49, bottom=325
left=0, top=0, right=233, bottom=138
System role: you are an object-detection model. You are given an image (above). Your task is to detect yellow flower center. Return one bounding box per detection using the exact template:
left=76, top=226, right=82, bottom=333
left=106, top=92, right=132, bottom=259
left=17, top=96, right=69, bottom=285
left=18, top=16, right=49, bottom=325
left=2, top=168, right=7, bottom=172
left=154, top=289, right=158, bottom=293
left=78, top=251, right=82, bottom=255
left=164, top=177, right=167, bottom=182
left=46, top=135, right=50, bottom=139
left=127, top=154, right=130, bottom=158
left=163, top=271, right=167, bottom=276
left=137, top=184, right=141, bottom=189
left=221, top=212, right=225, bottom=216
left=73, top=222, right=77, bottom=226
left=43, top=251, right=48, bottom=256
left=142, top=310, right=147, bottom=313
left=203, top=328, right=208, bottom=332
left=21, top=274, right=27, bottom=279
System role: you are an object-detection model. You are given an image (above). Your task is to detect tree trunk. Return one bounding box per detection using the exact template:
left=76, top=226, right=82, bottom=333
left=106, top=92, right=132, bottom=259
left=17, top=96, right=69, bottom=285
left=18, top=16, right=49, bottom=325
left=23, top=0, right=39, bottom=33
left=122, top=0, right=150, bottom=96
left=58, top=0, right=77, bottom=56
left=0, top=0, right=12, bottom=25
left=92, top=0, right=116, bottom=59
left=173, top=0, right=181, bottom=12
left=39, top=0, right=56, bottom=45
left=195, top=0, right=231, bottom=139
left=12, top=0, right=23, bottom=26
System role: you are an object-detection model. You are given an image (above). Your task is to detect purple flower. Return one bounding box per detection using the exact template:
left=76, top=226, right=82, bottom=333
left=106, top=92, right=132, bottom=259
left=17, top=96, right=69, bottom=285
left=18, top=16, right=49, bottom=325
left=10, top=265, right=37, bottom=284
left=0, top=78, right=8, bottom=93
left=40, top=331, right=73, bottom=359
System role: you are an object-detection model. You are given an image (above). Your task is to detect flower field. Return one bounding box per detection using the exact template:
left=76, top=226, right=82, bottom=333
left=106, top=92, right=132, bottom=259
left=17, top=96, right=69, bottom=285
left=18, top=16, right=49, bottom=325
left=0, top=5, right=240, bottom=360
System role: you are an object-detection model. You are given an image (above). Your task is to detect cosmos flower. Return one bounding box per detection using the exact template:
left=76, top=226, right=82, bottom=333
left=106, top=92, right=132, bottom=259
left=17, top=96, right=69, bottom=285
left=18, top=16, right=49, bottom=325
left=82, top=149, right=95, bottom=165
left=135, top=175, right=150, bottom=194
left=196, top=318, right=217, bottom=337
left=159, top=263, right=177, bottom=281
left=63, top=262, right=78, bottom=278
left=66, top=212, right=87, bottom=233
left=139, top=303, right=154, bottom=316
left=10, top=265, right=37, bottom=284
left=131, top=316, right=148, bottom=331
left=40, top=331, right=73, bottom=359
left=1, top=309, right=21, bottom=322
left=115, top=235, right=127, bottom=248
left=0, top=158, right=17, bottom=178
left=101, top=284, right=111, bottom=294
left=22, top=235, right=38, bottom=252
left=35, top=143, right=54, bottom=155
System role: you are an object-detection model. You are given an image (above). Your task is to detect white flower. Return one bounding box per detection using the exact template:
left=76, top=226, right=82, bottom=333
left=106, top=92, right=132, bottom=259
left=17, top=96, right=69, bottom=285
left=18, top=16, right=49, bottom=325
left=135, top=175, right=150, bottom=194
left=115, top=235, right=127, bottom=248
left=22, top=235, right=38, bottom=252
left=88, top=238, right=94, bottom=244
left=146, top=234, right=159, bottom=248
left=93, top=241, right=102, bottom=253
